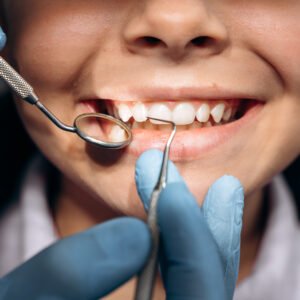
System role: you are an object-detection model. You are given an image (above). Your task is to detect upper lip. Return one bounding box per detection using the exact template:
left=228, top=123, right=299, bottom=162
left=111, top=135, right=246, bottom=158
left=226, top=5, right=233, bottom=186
left=78, top=86, right=266, bottom=103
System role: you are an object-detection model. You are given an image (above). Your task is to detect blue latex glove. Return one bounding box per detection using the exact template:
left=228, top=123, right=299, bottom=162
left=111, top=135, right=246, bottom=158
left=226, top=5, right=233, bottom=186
left=0, top=218, right=151, bottom=299
left=0, top=27, right=6, bottom=50
left=136, top=149, right=244, bottom=300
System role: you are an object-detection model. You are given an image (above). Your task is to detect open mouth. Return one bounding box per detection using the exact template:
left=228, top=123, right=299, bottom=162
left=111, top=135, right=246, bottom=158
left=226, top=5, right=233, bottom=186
left=77, top=98, right=262, bottom=159
left=79, top=98, right=257, bottom=132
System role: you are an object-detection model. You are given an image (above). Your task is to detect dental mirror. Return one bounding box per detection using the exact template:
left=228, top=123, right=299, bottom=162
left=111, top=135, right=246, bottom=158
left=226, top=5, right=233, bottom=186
left=0, top=56, right=132, bottom=149
left=74, top=113, right=132, bottom=149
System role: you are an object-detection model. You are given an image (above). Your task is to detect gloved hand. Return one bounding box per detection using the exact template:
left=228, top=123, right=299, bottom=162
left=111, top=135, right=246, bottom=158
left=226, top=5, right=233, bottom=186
left=0, top=148, right=243, bottom=300
left=0, top=27, right=6, bottom=50
left=0, top=218, right=151, bottom=299
left=136, top=149, right=244, bottom=300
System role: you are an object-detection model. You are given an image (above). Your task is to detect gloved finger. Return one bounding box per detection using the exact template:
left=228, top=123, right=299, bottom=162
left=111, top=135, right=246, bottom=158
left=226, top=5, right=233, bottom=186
left=1, top=218, right=151, bottom=300
left=202, top=176, right=244, bottom=299
left=0, top=27, right=7, bottom=50
left=157, top=183, right=226, bottom=300
left=135, top=149, right=183, bottom=211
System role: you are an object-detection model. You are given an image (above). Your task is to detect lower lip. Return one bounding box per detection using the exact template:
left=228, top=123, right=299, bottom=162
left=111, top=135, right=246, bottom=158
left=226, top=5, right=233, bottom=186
left=125, top=104, right=264, bottom=161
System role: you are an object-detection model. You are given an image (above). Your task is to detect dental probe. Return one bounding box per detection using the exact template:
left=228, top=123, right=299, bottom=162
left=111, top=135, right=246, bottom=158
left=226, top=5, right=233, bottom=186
left=0, top=56, right=75, bottom=132
left=135, top=118, right=177, bottom=300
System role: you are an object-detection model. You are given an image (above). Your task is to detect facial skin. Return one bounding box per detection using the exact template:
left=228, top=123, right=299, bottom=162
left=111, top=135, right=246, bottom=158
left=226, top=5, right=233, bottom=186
left=1, top=0, right=300, bottom=289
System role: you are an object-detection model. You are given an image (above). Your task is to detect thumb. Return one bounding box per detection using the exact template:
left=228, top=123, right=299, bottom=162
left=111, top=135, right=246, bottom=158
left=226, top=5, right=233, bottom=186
left=1, top=218, right=151, bottom=300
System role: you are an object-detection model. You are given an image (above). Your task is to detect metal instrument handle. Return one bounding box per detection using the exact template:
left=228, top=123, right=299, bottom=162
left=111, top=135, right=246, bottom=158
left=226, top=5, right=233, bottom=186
left=134, top=189, right=161, bottom=300
left=0, top=56, right=38, bottom=104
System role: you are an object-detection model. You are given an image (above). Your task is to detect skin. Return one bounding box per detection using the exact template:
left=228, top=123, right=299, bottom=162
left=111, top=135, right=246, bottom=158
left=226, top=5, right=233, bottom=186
left=1, top=0, right=300, bottom=298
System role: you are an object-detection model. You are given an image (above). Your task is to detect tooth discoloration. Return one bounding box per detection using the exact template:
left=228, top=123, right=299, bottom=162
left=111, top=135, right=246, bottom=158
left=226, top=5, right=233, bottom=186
left=108, top=125, right=127, bottom=142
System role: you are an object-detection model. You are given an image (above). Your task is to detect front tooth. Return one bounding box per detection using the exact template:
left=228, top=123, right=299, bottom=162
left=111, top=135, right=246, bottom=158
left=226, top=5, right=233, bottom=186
left=196, top=103, right=210, bottom=123
left=118, top=104, right=132, bottom=122
left=172, top=103, right=195, bottom=125
left=148, top=104, right=172, bottom=124
left=108, top=125, right=127, bottom=142
left=211, top=103, right=225, bottom=123
left=132, top=102, right=148, bottom=122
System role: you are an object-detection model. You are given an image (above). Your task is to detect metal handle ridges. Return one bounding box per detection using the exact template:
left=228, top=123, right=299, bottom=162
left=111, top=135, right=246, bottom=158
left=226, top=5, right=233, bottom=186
left=0, top=56, right=35, bottom=99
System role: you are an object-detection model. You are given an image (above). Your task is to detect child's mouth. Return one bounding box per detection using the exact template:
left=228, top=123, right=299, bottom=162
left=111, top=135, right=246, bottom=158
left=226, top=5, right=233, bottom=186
left=77, top=98, right=263, bottom=160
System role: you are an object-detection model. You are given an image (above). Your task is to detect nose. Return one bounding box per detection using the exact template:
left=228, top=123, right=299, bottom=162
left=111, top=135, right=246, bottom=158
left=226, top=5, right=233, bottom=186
left=122, top=0, right=229, bottom=60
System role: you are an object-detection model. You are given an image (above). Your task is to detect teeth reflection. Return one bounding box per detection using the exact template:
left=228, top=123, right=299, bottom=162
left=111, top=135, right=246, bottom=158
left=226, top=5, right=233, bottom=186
left=109, top=125, right=127, bottom=142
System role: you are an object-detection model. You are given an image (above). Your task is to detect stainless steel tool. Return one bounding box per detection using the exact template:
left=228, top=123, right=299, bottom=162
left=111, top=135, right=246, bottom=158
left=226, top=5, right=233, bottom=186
left=135, top=117, right=177, bottom=300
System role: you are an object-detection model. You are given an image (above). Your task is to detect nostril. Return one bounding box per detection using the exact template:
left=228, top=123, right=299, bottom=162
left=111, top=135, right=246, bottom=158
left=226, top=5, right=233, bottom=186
left=191, top=36, right=212, bottom=47
left=144, top=36, right=161, bottom=46
left=135, top=36, right=164, bottom=48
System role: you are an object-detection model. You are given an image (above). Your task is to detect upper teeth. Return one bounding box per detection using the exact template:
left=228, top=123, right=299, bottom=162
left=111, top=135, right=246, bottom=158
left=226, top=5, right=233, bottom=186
left=173, top=103, right=195, bottom=125
left=118, top=104, right=132, bottom=122
left=148, top=104, right=172, bottom=124
left=116, top=101, right=234, bottom=125
left=210, top=103, right=226, bottom=123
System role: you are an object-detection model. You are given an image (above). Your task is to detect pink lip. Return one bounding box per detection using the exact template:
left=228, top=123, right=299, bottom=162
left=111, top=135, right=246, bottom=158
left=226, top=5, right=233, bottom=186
left=78, top=86, right=267, bottom=103
left=122, top=86, right=266, bottom=102
left=123, top=103, right=264, bottom=161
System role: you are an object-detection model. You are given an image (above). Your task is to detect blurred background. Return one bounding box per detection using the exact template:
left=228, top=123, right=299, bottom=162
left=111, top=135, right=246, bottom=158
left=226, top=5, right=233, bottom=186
left=0, top=80, right=299, bottom=216
left=0, top=80, right=6, bottom=96
left=0, top=81, right=37, bottom=213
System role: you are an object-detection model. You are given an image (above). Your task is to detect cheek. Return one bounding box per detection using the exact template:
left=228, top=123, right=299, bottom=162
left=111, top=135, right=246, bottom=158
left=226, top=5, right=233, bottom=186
left=17, top=100, right=145, bottom=217
left=6, top=4, right=143, bottom=216
left=7, top=10, right=115, bottom=92
left=16, top=99, right=85, bottom=163
left=230, top=7, right=300, bottom=92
